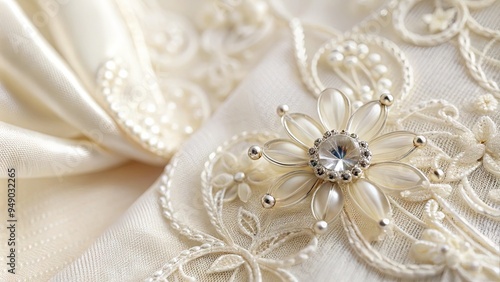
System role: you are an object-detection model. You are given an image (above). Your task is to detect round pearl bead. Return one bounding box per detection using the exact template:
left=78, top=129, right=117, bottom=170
left=332, top=46, right=345, bottom=54
left=377, top=78, right=393, bottom=90
left=361, top=85, right=372, bottom=94
left=357, top=44, right=369, bottom=59
left=373, top=64, right=388, bottom=78
left=344, top=55, right=359, bottom=68
left=313, top=221, right=329, bottom=234
left=341, top=87, right=354, bottom=100
left=367, top=53, right=381, bottom=66
left=361, top=93, right=372, bottom=102
left=233, top=172, right=245, bottom=183
left=328, top=51, right=344, bottom=67
left=343, top=40, right=358, bottom=55
left=276, top=105, right=289, bottom=116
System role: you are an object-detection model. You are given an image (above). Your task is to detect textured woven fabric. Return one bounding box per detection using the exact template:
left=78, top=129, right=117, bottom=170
left=0, top=0, right=498, bottom=281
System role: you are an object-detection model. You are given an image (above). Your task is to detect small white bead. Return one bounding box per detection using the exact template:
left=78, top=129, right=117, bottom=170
left=184, top=126, right=194, bottom=134
left=276, top=105, right=289, bottom=116
left=357, top=43, right=369, bottom=59
left=377, top=78, right=393, bottom=90
left=328, top=51, right=344, bottom=67
left=353, top=101, right=363, bottom=110
left=367, top=53, right=381, bottom=66
left=343, top=40, right=358, bottom=55
left=344, top=55, right=359, bottom=68
left=105, top=61, right=116, bottom=70
left=313, top=221, right=328, bottom=235
left=361, top=93, right=372, bottom=102
left=360, top=85, right=372, bottom=94
left=341, top=87, right=354, bottom=99
left=233, top=172, right=245, bottom=183
left=332, top=46, right=345, bottom=54
left=373, top=64, right=388, bottom=78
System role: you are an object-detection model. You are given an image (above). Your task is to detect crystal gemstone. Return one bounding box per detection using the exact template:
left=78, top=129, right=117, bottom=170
left=318, top=135, right=360, bottom=171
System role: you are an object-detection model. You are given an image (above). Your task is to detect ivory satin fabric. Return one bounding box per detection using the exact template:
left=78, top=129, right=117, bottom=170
left=0, top=0, right=499, bottom=281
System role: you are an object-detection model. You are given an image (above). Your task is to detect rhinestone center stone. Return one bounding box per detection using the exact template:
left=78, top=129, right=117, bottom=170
left=318, top=135, right=360, bottom=171
left=309, top=130, right=371, bottom=183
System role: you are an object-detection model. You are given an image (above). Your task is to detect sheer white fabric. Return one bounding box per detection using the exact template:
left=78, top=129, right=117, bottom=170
left=0, top=0, right=498, bottom=281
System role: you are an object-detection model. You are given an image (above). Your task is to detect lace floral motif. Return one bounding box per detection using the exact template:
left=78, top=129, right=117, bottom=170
left=150, top=132, right=318, bottom=281
left=393, top=0, right=500, bottom=99
left=211, top=151, right=268, bottom=202
left=196, top=0, right=274, bottom=99
left=149, top=1, right=499, bottom=280
left=394, top=99, right=500, bottom=219
left=412, top=200, right=500, bottom=281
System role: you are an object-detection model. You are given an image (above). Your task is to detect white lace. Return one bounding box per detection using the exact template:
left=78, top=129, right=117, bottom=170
left=146, top=0, right=499, bottom=281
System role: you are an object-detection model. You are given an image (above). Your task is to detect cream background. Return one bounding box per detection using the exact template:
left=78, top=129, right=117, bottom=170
left=0, top=0, right=498, bottom=281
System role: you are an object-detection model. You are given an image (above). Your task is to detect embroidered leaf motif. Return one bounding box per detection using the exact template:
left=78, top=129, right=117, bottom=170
left=206, top=254, right=245, bottom=274
left=483, top=154, right=500, bottom=177
left=238, top=208, right=260, bottom=238
left=254, top=229, right=305, bottom=256
left=446, top=152, right=482, bottom=182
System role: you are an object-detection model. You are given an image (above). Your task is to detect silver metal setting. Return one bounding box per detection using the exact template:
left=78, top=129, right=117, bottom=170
left=261, top=194, right=276, bottom=208
left=248, top=145, right=263, bottom=160
left=379, top=218, right=391, bottom=227
left=379, top=93, right=394, bottom=106
left=430, top=168, right=445, bottom=182
left=413, top=135, right=427, bottom=147
left=308, top=130, right=372, bottom=183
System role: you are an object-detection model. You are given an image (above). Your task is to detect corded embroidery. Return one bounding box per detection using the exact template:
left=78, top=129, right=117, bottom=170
left=150, top=1, right=499, bottom=280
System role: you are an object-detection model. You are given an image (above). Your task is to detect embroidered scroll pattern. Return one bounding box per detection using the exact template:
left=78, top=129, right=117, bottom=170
left=148, top=0, right=499, bottom=280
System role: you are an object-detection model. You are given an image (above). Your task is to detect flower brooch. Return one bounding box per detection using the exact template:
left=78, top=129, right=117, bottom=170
left=248, top=89, right=429, bottom=237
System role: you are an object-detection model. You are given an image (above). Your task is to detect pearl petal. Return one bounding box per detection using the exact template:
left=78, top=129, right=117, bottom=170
left=263, top=139, right=309, bottom=167
left=282, top=113, right=324, bottom=148
left=220, top=153, right=238, bottom=171
left=269, top=170, right=318, bottom=208
left=212, top=173, right=234, bottom=189
left=237, top=183, right=252, bottom=202
left=312, top=182, right=344, bottom=223
left=223, top=186, right=238, bottom=202
left=370, top=131, right=417, bottom=163
left=347, top=101, right=388, bottom=142
left=365, top=162, right=430, bottom=193
left=348, top=179, right=391, bottom=223
left=317, top=88, right=351, bottom=131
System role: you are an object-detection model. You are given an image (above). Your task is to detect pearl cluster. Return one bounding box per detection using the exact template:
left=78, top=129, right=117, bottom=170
left=308, top=130, right=372, bottom=183
left=327, top=40, right=393, bottom=105
left=143, top=13, right=198, bottom=69
left=97, top=58, right=209, bottom=157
